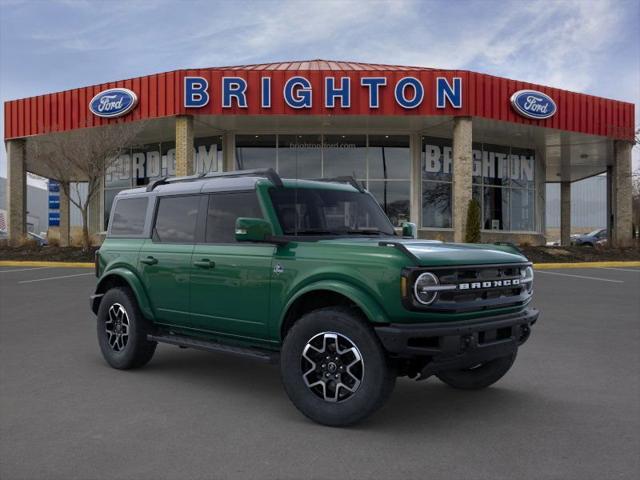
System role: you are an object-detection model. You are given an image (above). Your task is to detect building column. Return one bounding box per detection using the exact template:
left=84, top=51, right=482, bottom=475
left=452, top=117, right=473, bottom=243
left=59, top=181, right=70, bottom=247
left=175, top=115, right=194, bottom=177
left=409, top=133, right=422, bottom=226
left=610, top=141, right=633, bottom=247
left=560, top=181, right=571, bottom=246
left=6, top=139, right=27, bottom=245
left=222, top=133, right=235, bottom=171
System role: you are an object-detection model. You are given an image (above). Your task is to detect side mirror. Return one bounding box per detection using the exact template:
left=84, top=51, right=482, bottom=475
left=401, top=222, right=417, bottom=239
left=235, top=217, right=273, bottom=242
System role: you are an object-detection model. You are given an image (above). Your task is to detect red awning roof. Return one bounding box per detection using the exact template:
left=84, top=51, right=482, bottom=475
left=214, top=59, right=435, bottom=71
left=3, top=59, right=635, bottom=141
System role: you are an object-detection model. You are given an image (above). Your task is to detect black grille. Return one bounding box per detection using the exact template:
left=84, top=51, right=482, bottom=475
left=406, top=263, right=532, bottom=313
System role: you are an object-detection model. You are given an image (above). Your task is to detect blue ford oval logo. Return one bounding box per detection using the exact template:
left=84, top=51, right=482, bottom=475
left=510, top=89, right=556, bottom=120
left=89, top=88, right=138, bottom=118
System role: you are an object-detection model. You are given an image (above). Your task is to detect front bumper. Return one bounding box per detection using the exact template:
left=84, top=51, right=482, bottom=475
left=375, top=308, right=538, bottom=376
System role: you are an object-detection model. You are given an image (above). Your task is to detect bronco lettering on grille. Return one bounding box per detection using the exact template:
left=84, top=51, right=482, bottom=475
left=458, top=278, right=521, bottom=290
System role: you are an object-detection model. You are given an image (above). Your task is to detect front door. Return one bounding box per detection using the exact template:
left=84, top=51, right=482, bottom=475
left=189, top=191, right=274, bottom=339
left=138, top=194, right=203, bottom=326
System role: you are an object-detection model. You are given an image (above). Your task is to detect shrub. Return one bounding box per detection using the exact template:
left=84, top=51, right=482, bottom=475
left=465, top=198, right=482, bottom=243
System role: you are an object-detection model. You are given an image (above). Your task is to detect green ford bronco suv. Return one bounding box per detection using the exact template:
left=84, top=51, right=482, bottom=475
left=91, top=168, right=538, bottom=426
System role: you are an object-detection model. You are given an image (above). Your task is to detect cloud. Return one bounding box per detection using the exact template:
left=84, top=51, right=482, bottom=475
left=1, top=0, right=638, bottom=177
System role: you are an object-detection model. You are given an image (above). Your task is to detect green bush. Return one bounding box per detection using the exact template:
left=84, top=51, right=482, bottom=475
left=465, top=198, right=482, bottom=243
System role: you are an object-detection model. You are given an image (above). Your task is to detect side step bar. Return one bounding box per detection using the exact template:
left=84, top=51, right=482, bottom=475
left=147, top=333, right=279, bottom=364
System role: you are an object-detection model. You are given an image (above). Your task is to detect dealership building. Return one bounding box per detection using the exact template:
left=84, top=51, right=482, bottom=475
left=3, top=60, right=636, bottom=246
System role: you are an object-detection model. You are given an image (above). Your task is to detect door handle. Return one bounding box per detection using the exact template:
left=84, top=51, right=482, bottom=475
left=193, top=259, right=215, bottom=269
left=140, top=256, right=158, bottom=265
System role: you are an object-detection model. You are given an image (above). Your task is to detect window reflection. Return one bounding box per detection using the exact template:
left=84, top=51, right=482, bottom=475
left=367, top=180, right=410, bottom=226
left=422, top=181, right=452, bottom=228
left=323, top=135, right=366, bottom=178
left=278, top=134, right=322, bottom=179
left=236, top=135, right=277, bottom=171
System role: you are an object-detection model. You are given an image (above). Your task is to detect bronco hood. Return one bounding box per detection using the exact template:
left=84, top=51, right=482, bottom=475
left=395, top=240, right=528, bottom=266
left=319, top=237, right=528, bottom=266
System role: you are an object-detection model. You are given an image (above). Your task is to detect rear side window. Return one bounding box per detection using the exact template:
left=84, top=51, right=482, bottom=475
left=205, top=192, right=263, bottom=243
left=153, top=195, right=200, bottom=243
left=110, top=197, right=148, bottom=236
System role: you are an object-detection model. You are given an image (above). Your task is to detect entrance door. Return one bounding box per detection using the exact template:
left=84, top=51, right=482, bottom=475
left=189, top=191, right=274, bottom=339
left=138, top=194, right=203, bottom=326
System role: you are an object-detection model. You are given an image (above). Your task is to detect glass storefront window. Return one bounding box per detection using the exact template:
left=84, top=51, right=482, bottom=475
left=367, top=180, right=410, bottom=226
left=422, top=136, right=452, bottom=228
left=194, top=136, right=223, bottom=174
left=235, top=134, right=410, bottom=227
left=423, top=136, right=537, bottom=232
left=278, top=134, right=322, bottom=179
left=323, top=134, right=366, bottom=179
left=422, top=136, right=452, bottom=182
left=368, top=135, right=410, bottom=180
left=483, top=186, right=509, bottom=230
left=105, top=154, right=132, bottom=188
left=422, top=181, right=452, bottom=228
left=482, top=143, right=510, bottom=187
left=236, top=135, right=277, bottom=171
left=510, top=188, right=535, bottom=231
left=509, top=146, right=535, bottom=189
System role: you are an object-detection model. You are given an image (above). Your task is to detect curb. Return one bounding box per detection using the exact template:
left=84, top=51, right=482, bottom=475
left=0, top=260, right=94, bottom=268
left=533, top=261, right=640, bottom=269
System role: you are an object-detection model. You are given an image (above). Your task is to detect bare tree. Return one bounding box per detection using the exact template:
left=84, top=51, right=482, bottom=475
left=27, top=122, right=143, bottom=250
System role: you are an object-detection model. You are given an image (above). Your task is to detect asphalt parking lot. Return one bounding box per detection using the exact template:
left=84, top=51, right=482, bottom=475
left=1, top=265, right=639, bottom=480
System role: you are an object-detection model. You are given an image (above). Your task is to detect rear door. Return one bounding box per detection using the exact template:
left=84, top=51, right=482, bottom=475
left=138, top=194, right=204, bottom=326
left=188, top=191, right=275, bottom=339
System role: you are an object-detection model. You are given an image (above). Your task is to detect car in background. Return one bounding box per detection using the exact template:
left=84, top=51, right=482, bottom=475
left=571, top=229, right=607, bottom=247
left=0, top=230, right=48, bottom=245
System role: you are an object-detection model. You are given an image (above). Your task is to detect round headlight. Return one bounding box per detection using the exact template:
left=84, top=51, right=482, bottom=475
left=521, top=266, right=534, bottom=292
left=414, top=272, right=440, bottom=305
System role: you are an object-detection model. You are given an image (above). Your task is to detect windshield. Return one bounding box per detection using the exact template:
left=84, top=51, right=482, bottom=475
left=269, top=187, right=396, bottom=236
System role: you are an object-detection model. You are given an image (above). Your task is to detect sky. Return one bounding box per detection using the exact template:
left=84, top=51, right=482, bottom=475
left=0, top=0, right=639, bottom=183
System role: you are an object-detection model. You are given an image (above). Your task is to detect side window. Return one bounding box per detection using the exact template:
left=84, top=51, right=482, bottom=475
left=205, top=191, right=263, bottom=243
left=153, top=195, right=200, bottom=243
left=110, top=197, right=148, bottom=236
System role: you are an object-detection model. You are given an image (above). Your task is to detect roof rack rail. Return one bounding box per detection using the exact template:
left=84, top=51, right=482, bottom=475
left=145, top=168, right=283, bottom=192
left=312, top=176, right=365, bottom=193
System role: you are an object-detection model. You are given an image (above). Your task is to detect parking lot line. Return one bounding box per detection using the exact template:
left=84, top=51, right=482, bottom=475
left=0, top=266, right=54, bottom=273
left=17, top=272, right=94, bottom=284
left=598, top=267, right=640, bottom=273
left=535, top=270, right=624, bottom=283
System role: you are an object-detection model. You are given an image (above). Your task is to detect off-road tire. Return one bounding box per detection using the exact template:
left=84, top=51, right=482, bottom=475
left=97, top=287, right=157, bottom=370
left=280, top=306, right=395, bottom=427
left=436, top=351, right=517, bottom=390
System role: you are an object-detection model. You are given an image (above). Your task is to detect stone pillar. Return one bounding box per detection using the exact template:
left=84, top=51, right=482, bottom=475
left=606, top=165, right=613, bottom=239
left=59, top=182, right=70, bottom=247
left=560, top=181, right=571, bottom=246
left=222, top=133, right=236, bottom=172
left=409, top=133, right=422, bottom=225
left=452, top=117, right=473, bottom=243
left=175, top=115, right=194, bottom=177
left=6, top=139, right=27, bottom=245
left=610, top=141, right=633, bottom=247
